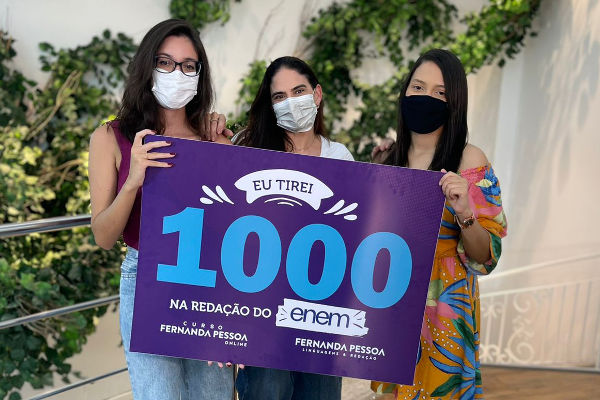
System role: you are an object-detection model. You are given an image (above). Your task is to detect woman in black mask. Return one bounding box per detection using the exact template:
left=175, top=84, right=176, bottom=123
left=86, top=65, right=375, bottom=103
left=372, top=49, right=507, bottom=399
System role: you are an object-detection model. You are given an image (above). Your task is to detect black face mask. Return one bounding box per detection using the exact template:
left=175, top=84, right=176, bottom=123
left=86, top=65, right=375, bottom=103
left=401, top=95, right=449, bottom=134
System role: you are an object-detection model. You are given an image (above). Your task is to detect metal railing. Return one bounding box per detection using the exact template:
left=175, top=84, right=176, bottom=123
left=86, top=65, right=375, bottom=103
left=0, top=214, right=119, bottom=331
left=0, top=295, right=119, bottom=330
left=29, top=368, right=128, bottom=400
left=479, top=254, right=600, bottom=373
left=1, top=215, right=127, bottom=399
left=0, top=214, right=91, bottom=238
left=479, top=252, right=600, bottom=280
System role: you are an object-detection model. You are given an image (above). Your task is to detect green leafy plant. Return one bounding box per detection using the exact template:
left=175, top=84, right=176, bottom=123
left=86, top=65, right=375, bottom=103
left=227, top=59, right=267, bottom=132
left=0, top=30, right=135, bottom=399
left=170, top=0, right=242, bottom=30
left=0, top=31, right=35, bottom=127
left=232, top=0, right=542, bottom=160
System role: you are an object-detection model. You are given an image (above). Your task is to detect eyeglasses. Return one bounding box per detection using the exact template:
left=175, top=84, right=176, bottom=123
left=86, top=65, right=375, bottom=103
left=154, top=56, right=201, bottom=76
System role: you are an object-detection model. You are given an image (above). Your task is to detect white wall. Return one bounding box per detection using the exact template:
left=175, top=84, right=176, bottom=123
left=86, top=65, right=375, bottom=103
left=476, top=0, right=600, bottom=287
left=0, top=0, right=170, bottom=84
left=472, top=0, right=600, bottom=367
left=0, top=0, right=340, bottom=114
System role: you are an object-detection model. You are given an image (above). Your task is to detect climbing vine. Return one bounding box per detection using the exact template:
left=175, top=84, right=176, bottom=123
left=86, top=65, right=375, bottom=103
left=170, top=0, right=242, bottom=30
left=232, top=0, right=542, bottom=159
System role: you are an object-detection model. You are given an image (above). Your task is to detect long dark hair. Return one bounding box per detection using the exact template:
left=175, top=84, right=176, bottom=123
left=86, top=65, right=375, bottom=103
left=386, top=49, right=468, bottom=172
left=237, top=56, right=327, bottom=151
left=116, top=19, right=213, bottom=142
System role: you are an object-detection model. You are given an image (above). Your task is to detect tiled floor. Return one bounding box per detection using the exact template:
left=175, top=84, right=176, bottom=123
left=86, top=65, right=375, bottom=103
left=483, top=366, right=600, bottom=400
left=342, top=367, right=600, bottom=400
left=342, top=378, right=374, bottom=400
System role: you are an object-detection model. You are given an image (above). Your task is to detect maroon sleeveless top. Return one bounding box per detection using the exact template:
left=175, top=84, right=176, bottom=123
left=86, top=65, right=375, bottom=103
left=112, top=121, right=141, bottom=250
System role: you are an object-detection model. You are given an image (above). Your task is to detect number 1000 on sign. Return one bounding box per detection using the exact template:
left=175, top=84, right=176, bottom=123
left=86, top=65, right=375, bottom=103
left=156, top=207, right=412, bottom=309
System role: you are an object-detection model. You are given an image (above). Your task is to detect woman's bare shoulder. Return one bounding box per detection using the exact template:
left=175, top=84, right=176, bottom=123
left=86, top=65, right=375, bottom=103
left=89, top=123, right=120, bottom=165
left=459, top=143, right=489, bottom=171
left=90, top=123, right=116, bottom=144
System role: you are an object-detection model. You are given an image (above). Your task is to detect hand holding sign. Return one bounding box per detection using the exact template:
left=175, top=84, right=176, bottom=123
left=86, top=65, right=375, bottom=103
left=123, top=130, right=173, bottom=192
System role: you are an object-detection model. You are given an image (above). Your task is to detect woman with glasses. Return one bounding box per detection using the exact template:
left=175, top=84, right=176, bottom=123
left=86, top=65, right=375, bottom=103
left=88, top=19, right=233, bottom=400
left=233, top=56, right=353, bottom=400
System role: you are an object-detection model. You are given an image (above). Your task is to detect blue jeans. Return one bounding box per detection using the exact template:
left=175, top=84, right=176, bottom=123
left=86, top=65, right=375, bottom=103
left=120, top=247, right=234, bottom=399
left=236, top=367, right=342, bottom=400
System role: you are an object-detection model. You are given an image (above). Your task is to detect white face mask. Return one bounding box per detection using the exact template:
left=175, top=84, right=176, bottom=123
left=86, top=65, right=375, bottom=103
left=272, top=93, right=318, bottom=133
left=152, top=70, right=199, bottom=110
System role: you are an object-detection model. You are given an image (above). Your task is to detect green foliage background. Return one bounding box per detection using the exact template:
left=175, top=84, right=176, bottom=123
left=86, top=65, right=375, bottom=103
left=229, top=0, right=541, bottom=159
left=0, top=0, right=540, bottom=398
left=170, top=0, right=241, bottom=29
left=0, top=31, right=136, bottom=399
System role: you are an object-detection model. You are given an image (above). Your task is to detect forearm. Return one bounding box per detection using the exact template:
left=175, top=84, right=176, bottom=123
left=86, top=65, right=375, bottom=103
left=91, top=184, right=138, bottom=249
left=458, top=215, right=491, bottom=264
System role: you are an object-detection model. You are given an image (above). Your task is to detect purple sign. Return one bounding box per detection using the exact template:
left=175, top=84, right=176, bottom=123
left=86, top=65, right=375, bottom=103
left=130, top=135, right=445, bottom=384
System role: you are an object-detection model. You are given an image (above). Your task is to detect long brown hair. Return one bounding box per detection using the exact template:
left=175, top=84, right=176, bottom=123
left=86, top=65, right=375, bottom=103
left=237, top=56, right=327, bottom=150
left=386, top=49, right=468, bottom=172
left=116, top=19, right=213, bottom=142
